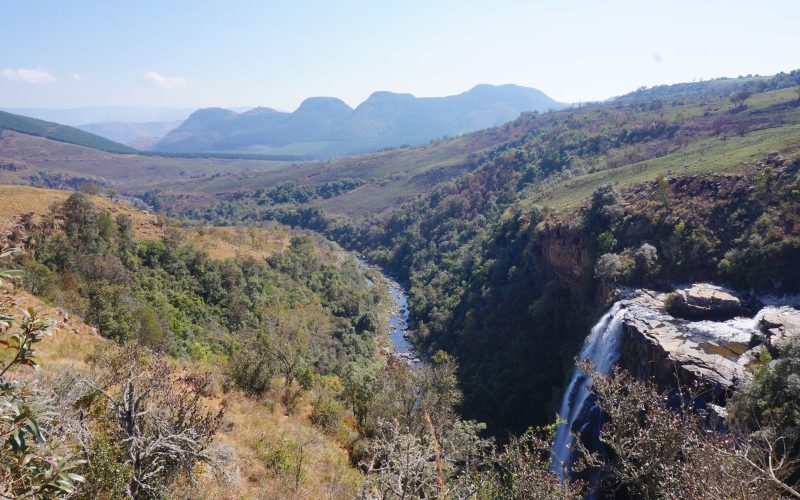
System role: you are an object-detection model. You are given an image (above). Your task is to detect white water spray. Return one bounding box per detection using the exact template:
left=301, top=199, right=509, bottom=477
left=550, top=302, right=627, bottom=478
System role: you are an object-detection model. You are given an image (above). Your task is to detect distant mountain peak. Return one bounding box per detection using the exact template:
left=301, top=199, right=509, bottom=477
left=365, top=91, right=416, bottom=102
left=295, top=97, right=353, bottom=114
left=241, top=106, right=281, bottom=115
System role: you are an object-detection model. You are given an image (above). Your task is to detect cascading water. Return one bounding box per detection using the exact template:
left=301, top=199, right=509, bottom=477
left=550, top=301, right=627, bottom=479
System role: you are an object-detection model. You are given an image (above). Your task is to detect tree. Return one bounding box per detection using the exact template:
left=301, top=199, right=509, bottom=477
left=655, top=173, right=671, bottom=204
left=261, top=305, right=321, bottom=389
left=489, top=427, right=585, bottom=499
left=634, top=242, right=659, bottom=281
left=730, top=88, right=753, bottom=109
left=731, top=340, right=800, bottom=473
left=360, top=420, right=440, bottom=499
left=578, top=364, right=799, bottom=498
left=343, top=360, right=382, bottom=428
left=230, top=329, right=279, bottom=394
left=594, top=253, right=624, bottom=284
left=596, top=231, right=617, bottom=254
left=106, top=188, right=119, bottom=201
left=61, top=192, right=101, bottom=251
left=79, top=181, right=101, bottom=196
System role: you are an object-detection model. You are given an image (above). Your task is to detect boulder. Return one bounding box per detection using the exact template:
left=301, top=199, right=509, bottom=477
left=766, top=152, right=785, bottom=166
left=759, top=307, right=800, bottom=355
left=670, top=283, right=741, bottom=319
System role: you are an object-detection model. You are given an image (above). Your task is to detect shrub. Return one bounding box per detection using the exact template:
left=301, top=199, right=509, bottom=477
left=310, top=394, right=346, bottom=432
left=79, top=434, right=133, bottom=499
left=229, top=331, right=276, bottom=394
left=663, top=292, right=682, bottom=315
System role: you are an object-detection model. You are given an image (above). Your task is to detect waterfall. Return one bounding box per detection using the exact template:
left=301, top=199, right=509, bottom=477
left=550, top=301, right=627, bottom=478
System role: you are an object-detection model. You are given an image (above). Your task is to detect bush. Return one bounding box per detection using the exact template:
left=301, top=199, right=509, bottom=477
left=0, top=281, right=86, bottom=497
left=79, top=434, right=133, bottom=499
left=594, top=253, right=625, bottom=284
left=310, top=394, right=345, bottom=432
left=20, top=256, right=57, bottom=298
left=229, top=331, right=277, bottom=394
left=663, top=292, right=682, bottom=315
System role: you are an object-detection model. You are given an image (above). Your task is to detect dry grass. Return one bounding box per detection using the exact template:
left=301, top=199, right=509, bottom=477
left=0, top=184, right=165, bottom=240
left=2, top=287, right=106, bottom=372
left=182, top=224, right=291, bottom=261
left=192, top=390, right=361, bottom=500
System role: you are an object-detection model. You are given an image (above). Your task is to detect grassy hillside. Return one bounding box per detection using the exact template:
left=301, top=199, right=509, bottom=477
left=523, top=85, right=800, bottom=210
left=0, top=184, right=165, bottom=239
left=4, top=264, right=363, bottom=499
left=0, top=190, right=387, bottom=497
left=0, top=110, right=137, bottom=153
left=0, top=130, right=293, bottom=192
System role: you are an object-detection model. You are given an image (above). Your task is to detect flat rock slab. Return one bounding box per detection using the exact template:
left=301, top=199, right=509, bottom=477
left=621, top=291, right=745, bottom=393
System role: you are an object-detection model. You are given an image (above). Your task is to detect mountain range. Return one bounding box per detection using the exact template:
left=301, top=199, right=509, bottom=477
left=153, top=84, right=567, bottom=158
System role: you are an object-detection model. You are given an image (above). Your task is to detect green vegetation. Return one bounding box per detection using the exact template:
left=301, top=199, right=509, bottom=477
left=0, top=110, right=137, bottom=154
left=163, top=71, right=800, bottom=440
left=13, top=193, right=381, bottom=368
left=4, top=71, right=800, bottom=497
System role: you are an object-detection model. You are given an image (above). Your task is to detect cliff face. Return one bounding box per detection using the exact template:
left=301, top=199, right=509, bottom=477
left=535, top=223, right=590, bottom=280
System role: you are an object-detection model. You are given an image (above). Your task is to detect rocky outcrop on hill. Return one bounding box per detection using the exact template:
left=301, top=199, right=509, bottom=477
left=536, top=225, right=590, bottom=279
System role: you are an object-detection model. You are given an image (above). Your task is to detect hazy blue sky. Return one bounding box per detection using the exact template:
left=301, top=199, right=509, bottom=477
left=2, top=0, right=798, bottom=110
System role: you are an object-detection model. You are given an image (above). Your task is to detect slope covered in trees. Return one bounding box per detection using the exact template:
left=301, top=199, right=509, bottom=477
left=0, top=110, right=137, bottom=154
left=3, top=71, right=800, bottom=497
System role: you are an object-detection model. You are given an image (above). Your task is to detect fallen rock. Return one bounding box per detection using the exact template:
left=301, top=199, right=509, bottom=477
left=670, top=283, right=741, bottom=319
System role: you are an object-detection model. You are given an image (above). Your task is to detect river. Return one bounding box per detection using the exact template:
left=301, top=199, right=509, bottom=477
left=356, top=256, right=419, bottom=363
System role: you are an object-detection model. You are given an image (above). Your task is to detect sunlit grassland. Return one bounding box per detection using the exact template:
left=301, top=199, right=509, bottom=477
left=525, top=122, right=800, bottom=211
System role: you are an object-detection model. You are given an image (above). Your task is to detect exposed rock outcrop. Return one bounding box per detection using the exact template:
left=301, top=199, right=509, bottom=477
left=620, top=290, right=747, bottom=402
left=758, top=307, right=800, bottom=355
left=618, top=287, right=799, bottom=404
left=536, top=224, right=589, bottom=279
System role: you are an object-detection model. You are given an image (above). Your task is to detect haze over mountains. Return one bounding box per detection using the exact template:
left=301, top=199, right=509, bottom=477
left=0, top=106, right=195, bottom=151
left=77, top=120, right=184, bottom=150
left=0, top=106, right=195, bottom=127
left=154, top=84, right=567, bottom=158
